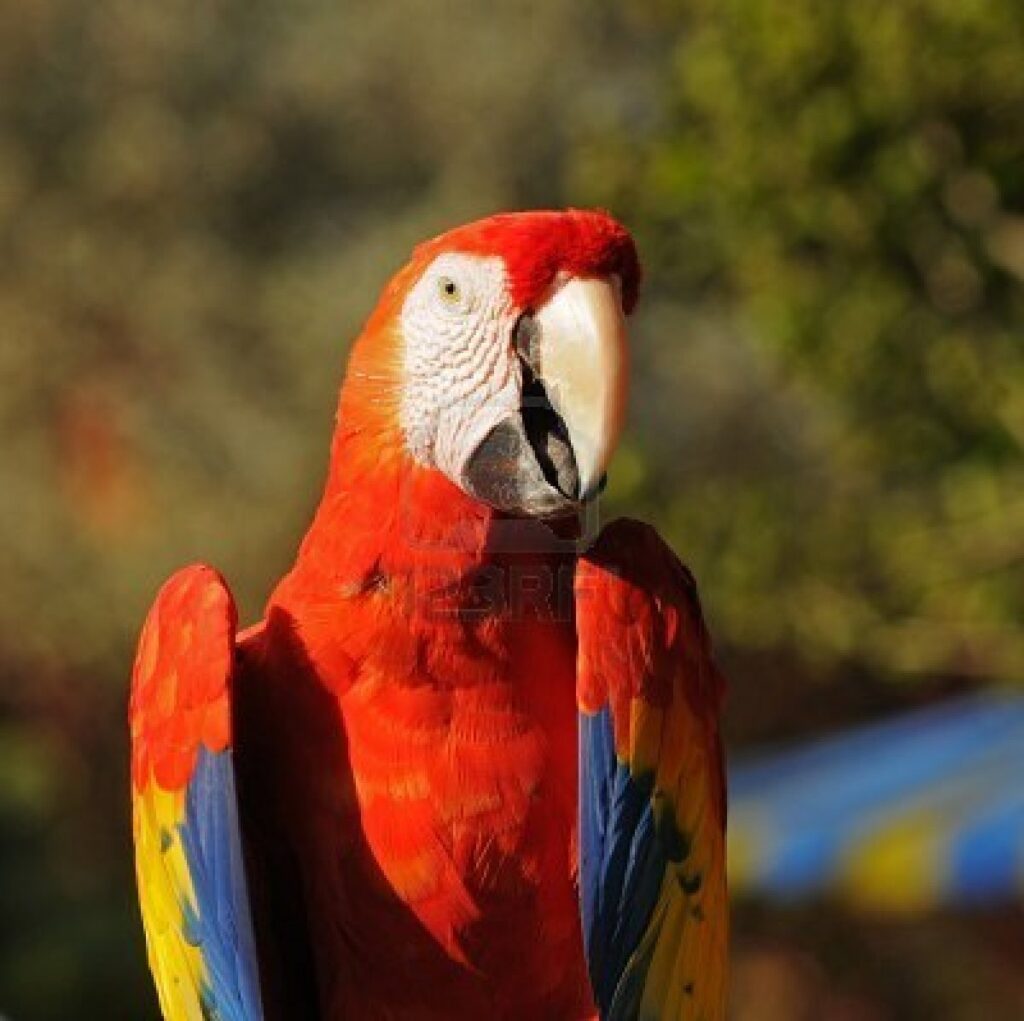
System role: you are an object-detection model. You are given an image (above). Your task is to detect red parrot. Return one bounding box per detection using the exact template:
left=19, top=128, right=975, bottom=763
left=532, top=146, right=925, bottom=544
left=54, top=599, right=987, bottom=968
left=129, top=210, right=728, bottom=1021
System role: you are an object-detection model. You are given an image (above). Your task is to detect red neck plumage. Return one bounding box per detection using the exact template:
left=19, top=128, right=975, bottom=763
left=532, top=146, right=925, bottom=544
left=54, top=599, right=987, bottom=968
left=277, top=359, right=576, bottom=624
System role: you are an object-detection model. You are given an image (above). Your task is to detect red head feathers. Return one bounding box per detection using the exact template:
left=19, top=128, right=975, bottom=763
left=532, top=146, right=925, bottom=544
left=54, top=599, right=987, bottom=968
left=299, top=208, right=638, bottom=586
left=414, top=208, right=641, bottom=313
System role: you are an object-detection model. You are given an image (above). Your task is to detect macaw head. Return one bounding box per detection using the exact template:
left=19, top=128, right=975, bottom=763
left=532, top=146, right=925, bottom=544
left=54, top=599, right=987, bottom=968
left=340, top=209, right=639, bottom=521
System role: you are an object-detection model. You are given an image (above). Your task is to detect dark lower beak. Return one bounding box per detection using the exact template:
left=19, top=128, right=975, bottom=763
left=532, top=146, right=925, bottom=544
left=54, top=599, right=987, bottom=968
left=462, top=411, right=579, bottom=518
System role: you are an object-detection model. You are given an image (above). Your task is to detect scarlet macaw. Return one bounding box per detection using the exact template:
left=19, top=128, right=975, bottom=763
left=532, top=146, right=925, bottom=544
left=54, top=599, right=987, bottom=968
left=129, top=210, right=727, bottom=1020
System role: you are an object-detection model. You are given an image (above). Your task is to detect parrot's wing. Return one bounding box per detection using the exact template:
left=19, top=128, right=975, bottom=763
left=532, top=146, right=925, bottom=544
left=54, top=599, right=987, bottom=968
left=575, top=519, right=728, bottom=1021
left=129, top=565, right=264, bottom=1021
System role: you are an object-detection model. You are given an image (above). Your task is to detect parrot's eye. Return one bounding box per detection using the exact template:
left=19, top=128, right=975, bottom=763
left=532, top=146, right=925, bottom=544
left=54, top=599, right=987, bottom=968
left=438, top=276, right=461, bottom=304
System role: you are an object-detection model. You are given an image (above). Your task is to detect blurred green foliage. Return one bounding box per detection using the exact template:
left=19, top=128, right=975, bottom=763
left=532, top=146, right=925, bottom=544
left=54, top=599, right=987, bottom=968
left=583, top=0, right=1024, bottom=682
left=0, top=0, right=1021, bottom=1018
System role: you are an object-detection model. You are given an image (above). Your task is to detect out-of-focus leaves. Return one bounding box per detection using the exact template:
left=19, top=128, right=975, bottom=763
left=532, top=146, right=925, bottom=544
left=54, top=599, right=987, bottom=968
left=577, top=0, right=1024, bottom=682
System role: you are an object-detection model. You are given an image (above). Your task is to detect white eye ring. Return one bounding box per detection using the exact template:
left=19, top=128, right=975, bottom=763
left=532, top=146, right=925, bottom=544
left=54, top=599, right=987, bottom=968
left=437, top=275, right=462, bottom=305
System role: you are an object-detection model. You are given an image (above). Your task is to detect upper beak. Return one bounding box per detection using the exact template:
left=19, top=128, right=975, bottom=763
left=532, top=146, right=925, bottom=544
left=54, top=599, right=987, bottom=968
left=530, top=276, right=630, bottom=501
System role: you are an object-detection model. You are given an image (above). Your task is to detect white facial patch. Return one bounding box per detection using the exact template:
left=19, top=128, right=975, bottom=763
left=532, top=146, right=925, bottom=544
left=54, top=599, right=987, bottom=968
left=399, top=253, right=522, bottom=484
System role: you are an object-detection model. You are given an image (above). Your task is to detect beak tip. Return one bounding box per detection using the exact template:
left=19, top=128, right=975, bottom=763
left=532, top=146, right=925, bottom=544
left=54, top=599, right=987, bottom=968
left=577, top=472, right=607, bottom=504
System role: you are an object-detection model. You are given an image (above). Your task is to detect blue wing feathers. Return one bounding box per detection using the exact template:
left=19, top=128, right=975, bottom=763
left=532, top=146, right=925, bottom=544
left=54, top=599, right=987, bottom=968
left=580, top=708, right=613, bottom=958
left=180, top=747, right=264, bottom=1021
left=606, top=909, right=664, bottom=1021
left=580, top=708, right=667, bottom=1015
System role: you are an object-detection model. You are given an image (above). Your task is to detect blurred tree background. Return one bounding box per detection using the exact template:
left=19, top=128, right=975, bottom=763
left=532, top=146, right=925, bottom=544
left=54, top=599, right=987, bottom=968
left=0, top=0, right=1021, bottom=1018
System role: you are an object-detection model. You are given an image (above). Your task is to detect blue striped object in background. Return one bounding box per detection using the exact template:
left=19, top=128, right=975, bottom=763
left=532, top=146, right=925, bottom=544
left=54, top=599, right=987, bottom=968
left=728, top=693, right=1024, bottom=909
